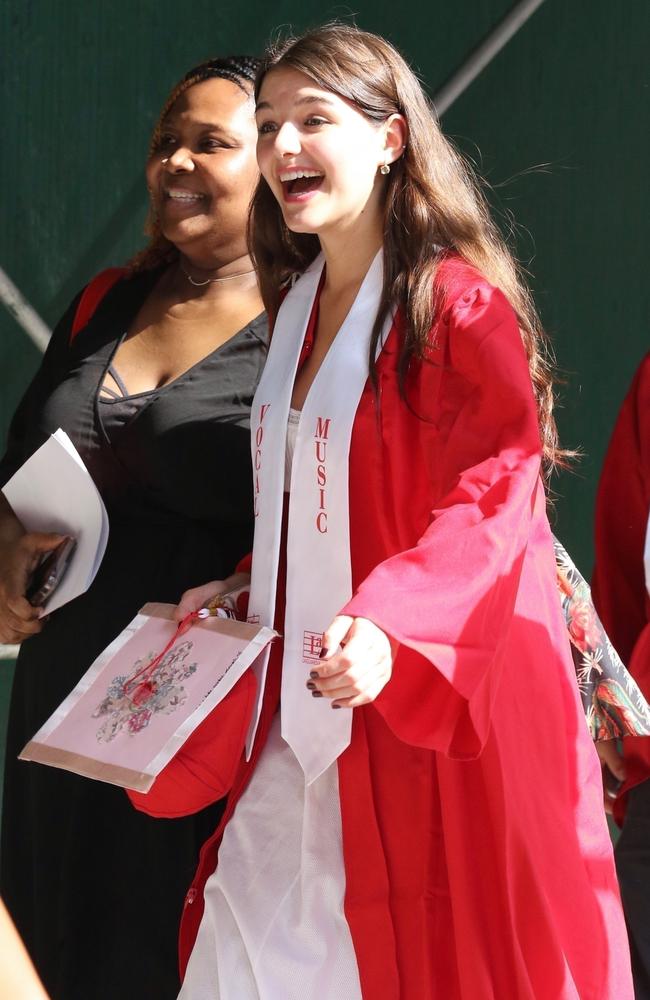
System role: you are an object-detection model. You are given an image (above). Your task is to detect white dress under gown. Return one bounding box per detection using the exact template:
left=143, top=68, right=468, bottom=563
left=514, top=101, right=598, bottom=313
left=178, top=411, right=363, bottom=1000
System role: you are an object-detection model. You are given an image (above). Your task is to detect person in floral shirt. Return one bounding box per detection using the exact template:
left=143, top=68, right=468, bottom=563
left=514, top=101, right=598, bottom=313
left=593, top=350, right=650, bottom=997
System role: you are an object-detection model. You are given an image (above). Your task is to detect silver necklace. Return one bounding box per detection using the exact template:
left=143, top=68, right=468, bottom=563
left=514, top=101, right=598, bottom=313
left=180, top=261, right=256, bottom=287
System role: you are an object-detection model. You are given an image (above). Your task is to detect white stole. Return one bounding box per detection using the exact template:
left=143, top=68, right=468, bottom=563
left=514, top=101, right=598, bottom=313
left=246, top=250, right=391, bottom=783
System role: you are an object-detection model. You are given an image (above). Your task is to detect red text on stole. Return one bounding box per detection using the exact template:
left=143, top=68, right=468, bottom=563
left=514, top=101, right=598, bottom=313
left=254, top=404, right=270, bottom=517
left=315, top=416, right=331, bottom=533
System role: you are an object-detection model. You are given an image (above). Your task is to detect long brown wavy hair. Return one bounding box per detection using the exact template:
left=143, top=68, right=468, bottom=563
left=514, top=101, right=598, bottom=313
left=130, top=55, right=261, bottom=273
left=250, top=24, right=566, bottom=473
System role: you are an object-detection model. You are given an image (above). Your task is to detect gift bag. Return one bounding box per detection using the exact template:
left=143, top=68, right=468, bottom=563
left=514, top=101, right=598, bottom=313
left=20, top=603, right=276, bottom=791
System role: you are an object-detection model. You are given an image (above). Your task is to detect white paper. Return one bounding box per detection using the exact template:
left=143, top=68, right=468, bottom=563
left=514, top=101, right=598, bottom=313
left=2, top=429, right=109, bottom=614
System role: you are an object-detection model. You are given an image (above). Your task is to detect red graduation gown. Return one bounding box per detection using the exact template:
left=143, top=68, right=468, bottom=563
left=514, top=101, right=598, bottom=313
left=130, top=258, right=631, bottom=998
left=592, top=352, right=650, bottom=823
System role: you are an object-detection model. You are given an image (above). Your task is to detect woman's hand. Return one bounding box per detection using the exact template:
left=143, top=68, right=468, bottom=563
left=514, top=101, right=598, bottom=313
left=174, top=573, right=251, bottom=621
left=0, top=532, right=66, bottom=645
left=596, top=739, right=626, bottom=815
left=308, top=615, right=396, bottom=708
left=0, top=898, right=50, bottom=999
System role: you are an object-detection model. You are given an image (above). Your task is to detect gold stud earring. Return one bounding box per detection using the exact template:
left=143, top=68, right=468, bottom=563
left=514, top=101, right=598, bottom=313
left=379, top=162, right=390, bottom=175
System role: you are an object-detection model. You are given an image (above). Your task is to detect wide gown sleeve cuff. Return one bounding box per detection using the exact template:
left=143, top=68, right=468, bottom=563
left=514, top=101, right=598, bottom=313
left=341, top=588, right=513, bottom=760
left=126, top=670, right=256, bottom=817
left=340, top=277, right=543, bottom=758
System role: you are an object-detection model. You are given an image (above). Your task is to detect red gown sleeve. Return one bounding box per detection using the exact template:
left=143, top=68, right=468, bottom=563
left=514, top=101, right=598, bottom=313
left=592, top=354, right=650, bottom=664
left=343, top=282, right=544, bottom=758
left=592, top=354, right=650, bottom=823
left=127, top=670, right=256, bottom=818
left=236, top=552, right=252, bottom=575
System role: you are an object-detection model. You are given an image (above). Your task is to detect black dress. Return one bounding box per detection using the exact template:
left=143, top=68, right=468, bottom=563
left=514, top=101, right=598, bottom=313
left=0, top=270, right=268, bottom=1000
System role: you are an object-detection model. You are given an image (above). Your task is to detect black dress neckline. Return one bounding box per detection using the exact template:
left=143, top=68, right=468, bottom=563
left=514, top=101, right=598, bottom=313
left=94, top=310, right=267, bottom=450
left=98, top=310, right=267, bottom=404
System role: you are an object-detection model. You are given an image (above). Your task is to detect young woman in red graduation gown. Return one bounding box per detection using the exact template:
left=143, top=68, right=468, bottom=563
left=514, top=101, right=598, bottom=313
left=129, top=25, right=632, bottom=999
left=592, top=352, right=650, bottom=993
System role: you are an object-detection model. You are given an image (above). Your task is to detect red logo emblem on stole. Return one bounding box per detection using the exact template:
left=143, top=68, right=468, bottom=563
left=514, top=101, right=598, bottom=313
left=302, top=631, right=323, bottom=663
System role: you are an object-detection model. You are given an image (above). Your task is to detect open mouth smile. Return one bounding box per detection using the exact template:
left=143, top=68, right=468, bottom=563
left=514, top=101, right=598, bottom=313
left=279, top=169, right=325, bottom=202
left=163, top=188, right=207, bottom=206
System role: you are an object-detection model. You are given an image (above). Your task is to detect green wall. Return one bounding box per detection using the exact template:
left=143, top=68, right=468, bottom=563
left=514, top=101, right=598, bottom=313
left=0, top=1, right=648, bottom=782
left=440, top=2, right=650, bottom=567
left=2, top=0, right=647, bottom=572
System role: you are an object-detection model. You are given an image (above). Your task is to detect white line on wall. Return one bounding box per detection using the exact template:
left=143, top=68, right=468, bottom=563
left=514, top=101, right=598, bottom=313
left=0, top=266, right=51, bottom=353
left=0, top=0, right=548, bottom=361
left=433, top=0, right=547, bottom=116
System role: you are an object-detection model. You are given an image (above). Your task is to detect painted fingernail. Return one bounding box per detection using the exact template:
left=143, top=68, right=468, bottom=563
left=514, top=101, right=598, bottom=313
left=309, top=670, right=320, bottom=679
left=311, top=690, right=323, bottom=698
left=319, top=647, right=330, bottom=659
left=331, top=703, right=341, bottom=710
left=306, top=681, right=316, bottom=690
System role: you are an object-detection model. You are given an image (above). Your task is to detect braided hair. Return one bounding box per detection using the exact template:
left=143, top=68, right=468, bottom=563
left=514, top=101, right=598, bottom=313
left=131, top=56, right=260, bottom=273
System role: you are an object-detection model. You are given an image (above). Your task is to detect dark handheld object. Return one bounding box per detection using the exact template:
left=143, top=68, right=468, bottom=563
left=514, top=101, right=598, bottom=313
left=604, top=767, right=624, bottom=801
left=26, top=537, right=77, bottom=608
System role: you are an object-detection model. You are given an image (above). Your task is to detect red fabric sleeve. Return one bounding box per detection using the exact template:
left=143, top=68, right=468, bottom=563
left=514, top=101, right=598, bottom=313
left=233, top=553, right=252, bottom=619
left=69, top=267, right=126, bottom=343
left=126, top=670, right=256, bottom=818
left=592, top=354, right=650, bottom=665
left=592, top=354, right=650, bottom=823
left=343, top=283, right=543, bottom=757
left=236, top=552, right=252, bottom=575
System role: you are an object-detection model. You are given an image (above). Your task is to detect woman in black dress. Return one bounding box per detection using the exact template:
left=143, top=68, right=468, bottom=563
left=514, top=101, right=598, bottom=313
left=0, top=56, right=267, bottom=1000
